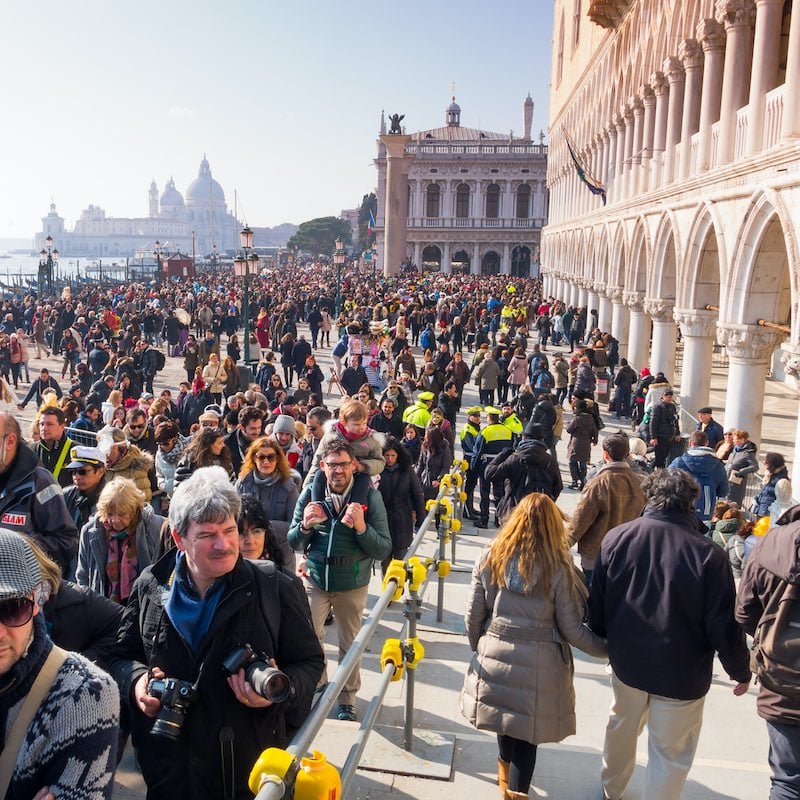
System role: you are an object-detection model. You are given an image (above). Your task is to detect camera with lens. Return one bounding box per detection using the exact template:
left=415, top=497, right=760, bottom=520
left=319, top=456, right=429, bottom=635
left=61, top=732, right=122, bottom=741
left=223, top=643, right=292, bottom=703
left=147, top=677, right=198, bottom=740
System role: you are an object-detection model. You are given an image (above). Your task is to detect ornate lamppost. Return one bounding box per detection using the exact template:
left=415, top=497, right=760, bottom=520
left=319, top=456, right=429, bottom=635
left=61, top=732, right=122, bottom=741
left=38, top=235, right=58, bottom=298
left=334, top=237, right=345, bottom=317
left=210, top=243, right=219, bottom=271
left=234, top=226, right=258, bottom=365
left=153, top=240, right=163, bottom=280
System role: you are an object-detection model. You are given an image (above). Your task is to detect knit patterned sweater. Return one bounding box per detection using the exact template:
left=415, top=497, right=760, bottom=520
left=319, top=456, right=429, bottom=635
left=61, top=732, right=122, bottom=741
left=2, top=620, right=120, bottom=800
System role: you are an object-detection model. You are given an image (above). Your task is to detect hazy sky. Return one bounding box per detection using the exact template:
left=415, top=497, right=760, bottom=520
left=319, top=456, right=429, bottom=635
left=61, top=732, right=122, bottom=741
left=1, top=1, right=554, bottom=240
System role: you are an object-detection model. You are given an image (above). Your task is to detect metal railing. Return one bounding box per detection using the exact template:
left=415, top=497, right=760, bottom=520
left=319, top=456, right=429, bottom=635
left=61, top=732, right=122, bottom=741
left=251, top=459, right=468, bottom=800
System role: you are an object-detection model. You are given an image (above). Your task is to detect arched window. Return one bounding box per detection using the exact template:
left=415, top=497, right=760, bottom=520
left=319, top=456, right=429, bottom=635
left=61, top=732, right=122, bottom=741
left=486, top=184, right=501, bottom=219
left=426, top=184, right=441, bottom=218
left=572, top=0, right=581, bottom=50
left=481, top=251, right=501, bottom=276
left=557, top=10, right=565, bottom=84
left=455, top=183, right=470, bottom=218
left=516, top=185, right=531, bottom=219
left=422, top=245, right=442, bottom=270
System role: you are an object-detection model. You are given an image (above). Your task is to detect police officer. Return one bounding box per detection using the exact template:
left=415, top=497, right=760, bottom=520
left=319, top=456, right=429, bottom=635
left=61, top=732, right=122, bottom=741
left=402, top=390, right=434, bottom=437
left=500, top=400, right=523, bottom=445
left=459, top=406, right=482, bottom=520
left=470, top=407, right=513, bottom=529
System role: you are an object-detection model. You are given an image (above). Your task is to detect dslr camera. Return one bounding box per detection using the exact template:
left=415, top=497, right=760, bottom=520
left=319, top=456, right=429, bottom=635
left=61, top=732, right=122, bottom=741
left=223, top=643, right=292, bottom=703
left=147, top=677, right=198, bottom=740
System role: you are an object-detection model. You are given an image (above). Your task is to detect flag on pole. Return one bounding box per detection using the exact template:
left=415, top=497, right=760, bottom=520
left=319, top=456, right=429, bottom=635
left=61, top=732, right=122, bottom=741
left=368, top=209, right=376, bottom=235
left=562, top=126, right=607, bottom=205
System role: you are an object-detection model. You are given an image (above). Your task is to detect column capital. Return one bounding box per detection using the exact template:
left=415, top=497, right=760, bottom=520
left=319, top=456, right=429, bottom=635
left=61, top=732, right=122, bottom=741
left=644, top=298, right=675, bottom=321
left=624, top=291, right=645, bottom=311
left=622, top=103, right=634, bottom=124
left=663, top=56, right=686, bottom=84
left=673, top=308, right=718, bottom=338
left=629, top=95, right=645, bottom=116
left=602, top=127, right=611, bottom=143
left=607, top=285, right=624, bottom=304
left=697, top=17, right=726, bottom=50
left=650, top=70, right=669, bottom=96
left=678, top=38, right=704, bottom=70
left=716, top=321, right=786, bottom=361
left=613, top=113, right=625, bottom=132
left=640, top=84, right=656, bottom=106
left=715, top=0, right=756, bottom=30
left=780, top=343, right=800, bottom=378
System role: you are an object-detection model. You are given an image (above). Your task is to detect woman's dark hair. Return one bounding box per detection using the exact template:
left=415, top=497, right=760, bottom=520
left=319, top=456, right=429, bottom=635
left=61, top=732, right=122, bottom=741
left=765, top=452, right=786, bottom=473
left=237, top=495, right=282, bottom=567
left=421, top=425, right=446, bottom=455
left=185, top=428, right=233, bottom=473
left=383, top=436, right=411, bottom=470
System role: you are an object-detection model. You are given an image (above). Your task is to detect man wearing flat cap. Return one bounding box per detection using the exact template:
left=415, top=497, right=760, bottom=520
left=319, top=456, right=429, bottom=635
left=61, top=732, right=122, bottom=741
left=0, top=529, right=119, bottom=799
left=696, top=407, right=724, bottom=450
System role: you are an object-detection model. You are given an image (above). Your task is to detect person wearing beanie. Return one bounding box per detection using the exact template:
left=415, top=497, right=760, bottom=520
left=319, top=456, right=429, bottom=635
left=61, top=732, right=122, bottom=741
left=270, top=413, right=303, bottom=473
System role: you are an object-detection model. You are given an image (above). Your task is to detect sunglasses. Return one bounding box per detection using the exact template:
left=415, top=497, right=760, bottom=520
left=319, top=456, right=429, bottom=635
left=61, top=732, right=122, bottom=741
left=255, top=452, right=278, bottom=463
left=0, top=597, right=34, bottom=628
left=72, top=467, right=97, bottom=476
left=129, top=424, right=145, bottom=430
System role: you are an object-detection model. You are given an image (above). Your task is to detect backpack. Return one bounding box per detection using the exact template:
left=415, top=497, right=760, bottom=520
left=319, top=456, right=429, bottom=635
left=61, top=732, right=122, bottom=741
left=332, top=334, right=348, bottom=358
left=420, top=329, right=433, bottom=351
left=751, top=578, right=800, bottom=695
left=153, top=349, right=166, bottom=371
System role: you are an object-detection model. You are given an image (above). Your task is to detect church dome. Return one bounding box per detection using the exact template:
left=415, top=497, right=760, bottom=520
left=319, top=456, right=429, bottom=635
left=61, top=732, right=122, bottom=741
left=160, top=177, right=184, bottom=208
left=186, top=156, right=226, bottom=207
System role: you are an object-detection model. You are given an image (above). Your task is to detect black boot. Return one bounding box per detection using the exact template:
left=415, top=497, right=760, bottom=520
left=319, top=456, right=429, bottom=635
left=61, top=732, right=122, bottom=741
left=477, top=519, right=489, bottom=529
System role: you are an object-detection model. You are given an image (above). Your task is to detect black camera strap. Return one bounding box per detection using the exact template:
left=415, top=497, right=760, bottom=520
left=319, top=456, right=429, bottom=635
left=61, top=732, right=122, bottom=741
left=219, top=726, right=236, bottom=800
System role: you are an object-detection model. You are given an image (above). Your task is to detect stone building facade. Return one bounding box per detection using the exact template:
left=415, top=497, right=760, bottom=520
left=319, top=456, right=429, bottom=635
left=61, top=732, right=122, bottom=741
left=542, top=0, right=800, bottom=473
left=374, top=98, right=549, bottom=276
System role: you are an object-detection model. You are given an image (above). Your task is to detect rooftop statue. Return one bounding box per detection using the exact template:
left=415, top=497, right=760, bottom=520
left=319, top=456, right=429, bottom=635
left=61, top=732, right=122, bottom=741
left=388, top=113, right=405, bottom=134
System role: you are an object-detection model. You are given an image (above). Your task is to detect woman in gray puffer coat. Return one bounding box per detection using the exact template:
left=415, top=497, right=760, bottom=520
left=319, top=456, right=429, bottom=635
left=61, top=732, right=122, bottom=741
left=460, top=492, right=606, bottom=799
left=235, top=435, right=298, bottom=571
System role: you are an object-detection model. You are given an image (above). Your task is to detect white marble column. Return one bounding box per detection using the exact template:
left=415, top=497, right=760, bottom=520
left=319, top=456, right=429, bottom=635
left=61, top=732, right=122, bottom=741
left=717, top=321, right=786, bottom=444
left=625, top=292, right=650, bottom=372
left=746, top=0, right=785, bottom=154
left=503, top=181, right=514, bottom=222
left=501, top=243, right=511, bottom=275
left=674, top=309, right=718, bottom=432
left=472, top=243, right=480, bottom=275
left=609, top=287, right=630, bottom=353
left=679, top=39, right=704, bottom=179
left=413, top=241, right=421, bottom=268
left=650, top=71, right=669, bottom=189
left=696, top=18, right=726, bottom=170
left=781, top=0, right=800, bottom=137
left=780, top=345, right=800, bottom=488
left=716, top=0, right=756, bottom=165
left=646, top=298, right=678, bottom=377
left=578, top=283, right=589, bottom=309
left=640, top=86, right=656, bottom=193
left=613, top=114, right=626, bottom=203
left=606, top=124, right=618, bottom=196
left=414, top=180, right=424, bottom=222
left=570, top=283, right=580, bottom=308
left=473, top=181, right=483, bottom=225
left=629, top=96, right=645, bottom=197
left=587, top=289, right=600, bottom=320
left=442, top=242, right=451, bottom=274
left=598, top=290, right=613, bottom=334
left=621, top=105, right=635, bottom=200
left=663, top=57, right=686, bottom=184
left=380, top=133, right=414, bottom=275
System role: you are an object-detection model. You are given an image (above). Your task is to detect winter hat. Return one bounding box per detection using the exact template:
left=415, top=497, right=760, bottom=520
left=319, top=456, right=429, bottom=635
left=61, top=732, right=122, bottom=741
left=273, top=415, right=297, bottom=437
left=0, top=530, right=41, bottom=601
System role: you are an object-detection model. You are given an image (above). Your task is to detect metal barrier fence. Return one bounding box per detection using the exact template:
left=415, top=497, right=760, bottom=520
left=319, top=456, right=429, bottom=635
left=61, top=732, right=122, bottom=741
left=250, top=459, right=469, bottom=800
left=66, top=426, right=99, bottom=447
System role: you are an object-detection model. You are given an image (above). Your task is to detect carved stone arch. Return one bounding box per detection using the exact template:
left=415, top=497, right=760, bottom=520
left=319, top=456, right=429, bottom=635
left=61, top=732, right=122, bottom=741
left=609, top=222, right=627, bottom=288
left=726, top=190, right=799, bottom=337
left=649, top=211, right=681, bottom=303
left=681, top=201, right=727, bottom=309
left=626, top=218, right=650, bottom=294
left=596, top=227, right=611, bottom=286
left=573, top=230, right=587, bottom=278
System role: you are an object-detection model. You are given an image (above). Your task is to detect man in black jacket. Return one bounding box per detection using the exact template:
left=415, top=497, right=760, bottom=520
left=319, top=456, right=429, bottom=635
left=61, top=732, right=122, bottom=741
left=225, top=406, right=265, bottom=475
left=111, top=466, right=323, bottom=800
left=485, top=421, right=562, bottom=523
left=17, top=367, right=62, bottom=410
left=63, top=446, right=107, bottom=531
left=589, top=469, right=751, bottom=800
left=648, top=387, right=680, bottom=467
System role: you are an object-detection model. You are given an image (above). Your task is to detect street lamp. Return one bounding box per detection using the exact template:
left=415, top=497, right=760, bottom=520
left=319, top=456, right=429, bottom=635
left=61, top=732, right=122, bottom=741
left=234, top=225, right=256, bottom=365
left=372, top=242, right=378, bottom=285
left=333, top=237, right=346, bottom=317
left=38, top=235, right=58, bottom=298
left=153, top=240, right=163, bottom=280
left=210, top=243, right=219, bottom=271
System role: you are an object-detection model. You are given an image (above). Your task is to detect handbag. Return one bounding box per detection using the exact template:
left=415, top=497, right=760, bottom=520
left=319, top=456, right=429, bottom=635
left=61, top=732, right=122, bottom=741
left=0, top=645, right=68, bottom=797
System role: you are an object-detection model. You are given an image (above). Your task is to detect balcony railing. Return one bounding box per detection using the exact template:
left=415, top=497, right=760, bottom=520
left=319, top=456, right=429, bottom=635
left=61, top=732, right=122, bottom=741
left=734, top=105, right=749, bottom=161
left=408, top=217, right=543, bottom=230
left=764, top=84, right=785, bottom=151
left=406, top=143, right=548, bottom=158
left=710, top=121, right=720, bottom=169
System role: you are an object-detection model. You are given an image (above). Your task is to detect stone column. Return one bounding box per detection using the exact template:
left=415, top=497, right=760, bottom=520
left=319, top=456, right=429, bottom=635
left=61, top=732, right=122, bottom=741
left=640, top=85, right=656, bottom=193
left=570, top=282, right=580, bottom=308
left=747, top=0, right=785, bottom=154
left=717, top=321, right=786, bottom=443
left=650, top=71, right=669, bottom=189
left=606, top=124, right=618, bottom=196
left=413, top=241, right=422, bottom=268
left=780, top=345, right=800, bottom=488
left=625, top=292, right=650, bottom=372
left=679, top=39, right=704, bottom=179
left=621, top=105, right=635, bottom=200
left=645, top=298, right=678, bottom=377
left=587, top=288, right=600, bottom=321
left=578, top=282, right=589, bottom=309
left=474, top=181, right=483, bottom=224
left=380, top=133, right=414, bottom=276
left=674, top=309, right=718, bottom=432
left=781, top=0, right=800, bottom=137
left=716, top=0, right=756, bottom=165
left=609, top=287, right=630, bottom=353
left=503, top=181, right=514, bottom=222
left=472, top=243, right=480, bottom=275
left=501, top=243, right=511, bottom=275
left=414, top=180, right=424, bottom=221
left=663, top=57, right=686, bottom=184
left=598, top=289, right=613, bottom=334
left=696, top=19, right=726, bottom=171
left=629, top=95, right=645, bottom=197
left=442, top=241, right=451, bottom=274
left=613, top=114, right=626, bottom=202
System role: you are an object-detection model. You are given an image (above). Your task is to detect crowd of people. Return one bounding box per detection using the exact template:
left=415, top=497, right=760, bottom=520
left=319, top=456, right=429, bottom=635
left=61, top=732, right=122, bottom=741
left=0, top=262, right=795, bottom=799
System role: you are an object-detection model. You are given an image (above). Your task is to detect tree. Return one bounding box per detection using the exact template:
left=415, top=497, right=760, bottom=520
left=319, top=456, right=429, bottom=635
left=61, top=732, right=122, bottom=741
left=286, top=217, right=352, bottom=257
left=356, top=192, right=378, bottom=254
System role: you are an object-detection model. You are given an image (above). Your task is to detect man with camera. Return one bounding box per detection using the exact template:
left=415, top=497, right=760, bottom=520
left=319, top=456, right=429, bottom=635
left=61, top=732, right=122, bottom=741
left=110, top=466, right=324, bottom=800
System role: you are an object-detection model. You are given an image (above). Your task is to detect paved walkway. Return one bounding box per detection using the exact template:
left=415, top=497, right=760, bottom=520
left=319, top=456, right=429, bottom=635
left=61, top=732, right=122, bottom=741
left=16, top=330, right=777, bottom=800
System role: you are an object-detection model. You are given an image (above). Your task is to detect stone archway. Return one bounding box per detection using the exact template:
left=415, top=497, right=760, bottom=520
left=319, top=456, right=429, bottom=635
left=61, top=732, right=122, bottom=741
left=511, top=245, right=531, bottom=277
left=481, top=251, right=501, bottom=275
left=422, top=245, right=442, bottom=271
left=452, top=249, right=470, bottom=275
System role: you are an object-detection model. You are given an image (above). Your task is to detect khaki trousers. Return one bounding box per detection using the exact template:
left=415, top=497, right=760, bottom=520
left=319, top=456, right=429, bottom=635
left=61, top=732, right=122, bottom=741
left=602, top=671, right=706, bottom=800
left=303, top=578, right=368, bottom=706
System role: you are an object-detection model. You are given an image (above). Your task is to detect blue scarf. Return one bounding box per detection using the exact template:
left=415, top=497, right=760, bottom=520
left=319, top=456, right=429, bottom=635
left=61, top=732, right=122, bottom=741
left=165, top=552, right=226, bottom=655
